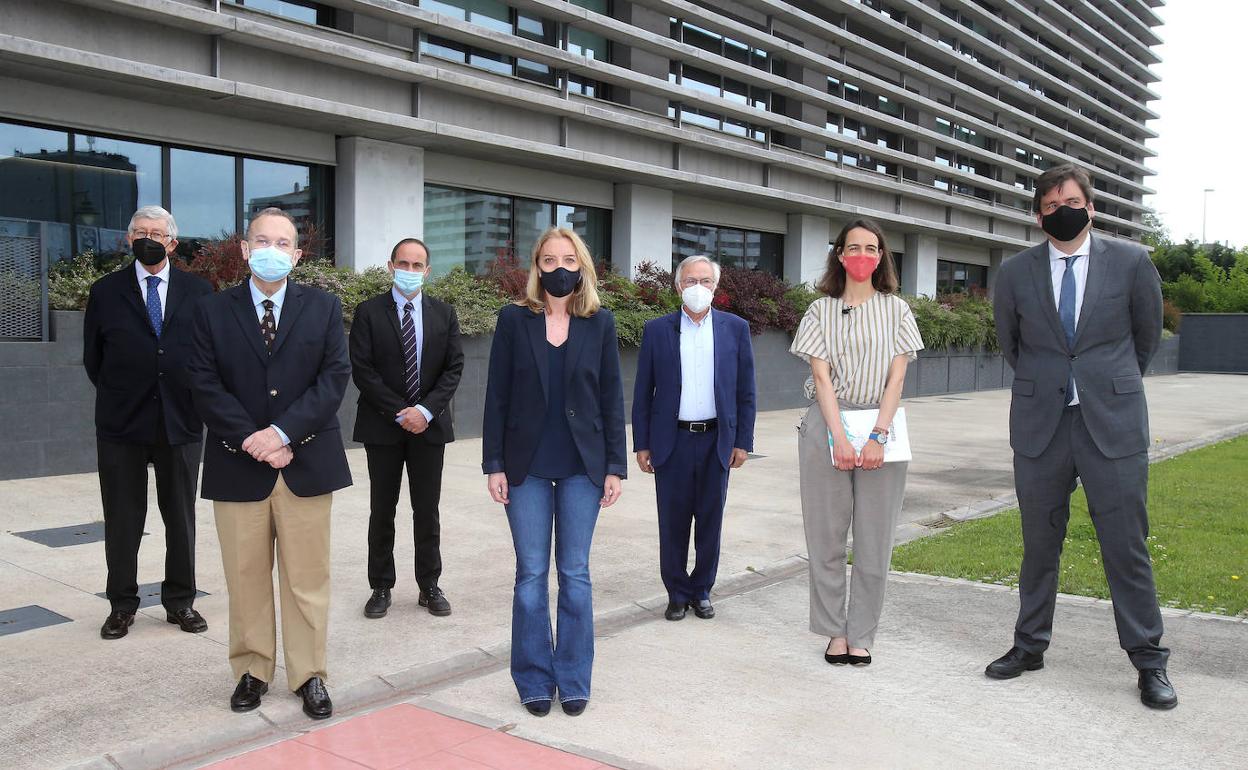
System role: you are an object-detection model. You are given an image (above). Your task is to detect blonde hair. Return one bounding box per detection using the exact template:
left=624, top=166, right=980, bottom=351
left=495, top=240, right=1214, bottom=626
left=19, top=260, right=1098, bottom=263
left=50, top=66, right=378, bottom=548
left=519, top=227, right=602, bottom=318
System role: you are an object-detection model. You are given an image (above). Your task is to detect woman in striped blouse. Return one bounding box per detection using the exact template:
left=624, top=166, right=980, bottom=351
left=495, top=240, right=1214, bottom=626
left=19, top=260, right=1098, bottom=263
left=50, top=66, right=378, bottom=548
left=789, top=218, right=924, bottom=666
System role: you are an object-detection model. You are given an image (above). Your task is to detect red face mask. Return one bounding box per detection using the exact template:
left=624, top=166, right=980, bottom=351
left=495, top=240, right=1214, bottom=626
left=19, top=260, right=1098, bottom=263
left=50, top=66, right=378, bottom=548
left=842, top=255, right=879, bottom=283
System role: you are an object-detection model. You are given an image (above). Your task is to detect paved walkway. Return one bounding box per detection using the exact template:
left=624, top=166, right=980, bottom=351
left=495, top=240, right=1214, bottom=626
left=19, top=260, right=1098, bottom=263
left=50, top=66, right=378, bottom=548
left=0, top=373, right=1244, bottom=769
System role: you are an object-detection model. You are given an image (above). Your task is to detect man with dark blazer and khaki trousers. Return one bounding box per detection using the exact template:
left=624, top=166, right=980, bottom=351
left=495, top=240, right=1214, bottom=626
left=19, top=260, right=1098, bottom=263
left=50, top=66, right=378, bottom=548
left=986, top=164, right=1176, bottom=710
left=188, top=208, right=351, bottom=720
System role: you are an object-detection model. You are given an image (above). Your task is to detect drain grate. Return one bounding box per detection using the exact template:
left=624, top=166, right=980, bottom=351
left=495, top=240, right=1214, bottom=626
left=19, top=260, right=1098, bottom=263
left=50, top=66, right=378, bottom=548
left=12, top=522, right=147, bottom=548
left=95, top=582, right=208, bottom=610
left=0, top=605, right=72, bottom=636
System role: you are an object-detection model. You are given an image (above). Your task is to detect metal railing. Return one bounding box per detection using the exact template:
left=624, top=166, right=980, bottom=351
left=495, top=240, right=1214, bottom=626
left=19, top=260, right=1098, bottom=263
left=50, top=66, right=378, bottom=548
left=0, top=226, right=49, bottom=341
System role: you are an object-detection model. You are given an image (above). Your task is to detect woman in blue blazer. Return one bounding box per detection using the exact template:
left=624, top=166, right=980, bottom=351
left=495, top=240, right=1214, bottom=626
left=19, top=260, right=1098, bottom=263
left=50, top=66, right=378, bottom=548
left=482, top=227, right=627, bottom=718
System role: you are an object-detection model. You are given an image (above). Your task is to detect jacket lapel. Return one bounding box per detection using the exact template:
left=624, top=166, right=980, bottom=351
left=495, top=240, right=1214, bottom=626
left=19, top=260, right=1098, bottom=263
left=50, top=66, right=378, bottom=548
left=1028, top=246, right=1070, bottom=353
left=525, top=309, right=549, bottom=403
left=710, top=309, right=727, bottom=415
left=121, top=262, right=153, bottom=333
left=563, top=314, right=588, bottom=391
left=668, top=311, right=683, bottom=397
left=269, top=281, right=304, bottom=358
left=1072, top=236, right=1108, bottom=349
left=162, top=267, right=185, bottom=332
left=229, top=282, right=268, bottom=363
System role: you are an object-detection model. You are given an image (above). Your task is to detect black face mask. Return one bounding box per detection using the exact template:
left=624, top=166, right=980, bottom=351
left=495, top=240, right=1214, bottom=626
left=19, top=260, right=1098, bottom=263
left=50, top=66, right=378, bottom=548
left=1040, top=205, right=1090, bottom=242
left=539, top=267, right=582, bottom=298
left=131, top=237, right=168, bottom=266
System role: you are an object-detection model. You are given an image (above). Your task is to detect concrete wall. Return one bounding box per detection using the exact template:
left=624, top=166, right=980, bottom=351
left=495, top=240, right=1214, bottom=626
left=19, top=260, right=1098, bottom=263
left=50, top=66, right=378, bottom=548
left=1178, top=315, right=1248, bottom=373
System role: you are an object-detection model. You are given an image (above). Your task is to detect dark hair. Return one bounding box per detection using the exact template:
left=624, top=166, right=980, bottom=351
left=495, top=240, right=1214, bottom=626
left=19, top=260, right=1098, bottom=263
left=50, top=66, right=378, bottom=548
left=390, top=237, right=431, bottom=263
left=817, top=218, right=899, bottom=298
left=1032, top=163, right=1094, bottom=213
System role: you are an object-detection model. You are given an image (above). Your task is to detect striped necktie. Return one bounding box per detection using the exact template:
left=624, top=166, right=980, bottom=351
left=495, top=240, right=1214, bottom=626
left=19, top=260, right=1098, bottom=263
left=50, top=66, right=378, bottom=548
left=400, top=301, right=420, bottom=405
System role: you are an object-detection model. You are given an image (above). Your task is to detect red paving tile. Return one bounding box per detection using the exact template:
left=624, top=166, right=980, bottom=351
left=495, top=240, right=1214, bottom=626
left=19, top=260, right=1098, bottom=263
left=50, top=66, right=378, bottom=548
left=392, top=752, right=496, bottom=770
left=209, top=739, right=369, bottom=769
left=295, top=704, right=489, bottom=768
left=445, top=730, right=606, bottom=770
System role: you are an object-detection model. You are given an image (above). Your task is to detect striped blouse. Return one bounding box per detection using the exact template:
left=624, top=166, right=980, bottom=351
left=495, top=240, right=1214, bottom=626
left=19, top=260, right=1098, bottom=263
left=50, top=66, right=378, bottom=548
left=789, top=293, right=924, bottom=405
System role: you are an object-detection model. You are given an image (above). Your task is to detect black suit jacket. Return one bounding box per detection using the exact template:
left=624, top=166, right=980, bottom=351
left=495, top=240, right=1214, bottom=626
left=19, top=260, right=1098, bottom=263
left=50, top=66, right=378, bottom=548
left=83, top=261, right=213, bottom=445
left=350, top=290, right=465, bottom=445
left=482, top=303, right=628, bottom=488
left=187, top=280, right=353, bottom=502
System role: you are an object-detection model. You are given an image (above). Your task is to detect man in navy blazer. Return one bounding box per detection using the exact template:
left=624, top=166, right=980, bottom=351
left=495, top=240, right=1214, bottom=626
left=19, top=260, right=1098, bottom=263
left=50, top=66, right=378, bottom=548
left=187, top=207, right=351, bottom=720
left=633, top=255, right=756, bottom=621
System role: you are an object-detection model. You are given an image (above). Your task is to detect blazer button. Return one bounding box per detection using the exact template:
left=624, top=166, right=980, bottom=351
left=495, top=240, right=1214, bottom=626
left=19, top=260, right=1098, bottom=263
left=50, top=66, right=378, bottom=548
left=158, top=372, right=164, bottom=378
left=157, top=348, right=165, bottom=355
left=568, top=409, right=576, bottom=417
left=1070, top=354, right=1078, bottom=360
left=270, top=388, right=279, bottom=397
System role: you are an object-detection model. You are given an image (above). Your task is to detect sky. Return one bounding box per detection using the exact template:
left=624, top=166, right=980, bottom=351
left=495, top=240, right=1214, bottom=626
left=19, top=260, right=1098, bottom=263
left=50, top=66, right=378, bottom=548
left=1145, top=1, right=1247, bottom=248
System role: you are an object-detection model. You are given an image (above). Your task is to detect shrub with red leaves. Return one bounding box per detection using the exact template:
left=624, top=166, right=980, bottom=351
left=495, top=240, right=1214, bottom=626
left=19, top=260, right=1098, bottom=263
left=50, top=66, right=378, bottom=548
left=177, top=235, right=248, bottom=291
left=484, top=245, right=529, bottom=301
left=713, top=266, right=802, bottom=335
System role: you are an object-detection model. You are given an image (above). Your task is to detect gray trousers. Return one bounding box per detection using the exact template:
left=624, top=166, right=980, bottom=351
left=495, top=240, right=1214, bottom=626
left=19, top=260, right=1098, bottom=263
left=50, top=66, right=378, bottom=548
left=798, top=403, right=908, bottom=649
left=1013, top=406, right=1168, bottom=669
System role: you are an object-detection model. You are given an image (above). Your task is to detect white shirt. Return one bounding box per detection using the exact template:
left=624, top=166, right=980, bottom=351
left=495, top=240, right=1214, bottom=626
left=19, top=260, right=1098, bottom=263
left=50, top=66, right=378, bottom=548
left=1048, top=234, right=1093, bottom=405
left=678, top=307, right=717, bottom=421
left=135, top=259, right=170, bottom=319
left=248, top=278, right=291, bottom=444
left=392, top=287, right=432, bottom=423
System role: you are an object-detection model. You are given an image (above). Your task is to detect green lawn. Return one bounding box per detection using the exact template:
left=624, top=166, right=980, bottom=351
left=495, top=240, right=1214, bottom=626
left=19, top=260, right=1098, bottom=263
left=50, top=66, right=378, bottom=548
left=891, top=436, right=1248, bottom=617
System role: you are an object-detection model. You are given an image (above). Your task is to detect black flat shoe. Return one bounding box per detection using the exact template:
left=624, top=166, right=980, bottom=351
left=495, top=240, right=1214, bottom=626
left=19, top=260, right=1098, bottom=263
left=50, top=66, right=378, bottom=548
left=1138, top=668, right=1178, bottom=710
left=561, top=699, right=588, bottom=716
left=297, top=676, right=333, bottom=720
left=166, top=607, right=208, bottom=633
left=985, top=646, right=1045, bottom=680
left=524, top=699, right=552, bottom=716
left=230, top=674, right=268, bottom=712
left=847, top=651, right=872, bottom=666
left=100, top=611, right=135, bottom=640
left=419, top=586, right=452, bottom=617
left=664, top=600, right=687, bottom=621
left=688, top=598, right=715, bottom=619
left=824, top=644, right=850, bottom=665
left=364, top=588, right=391, bottom=619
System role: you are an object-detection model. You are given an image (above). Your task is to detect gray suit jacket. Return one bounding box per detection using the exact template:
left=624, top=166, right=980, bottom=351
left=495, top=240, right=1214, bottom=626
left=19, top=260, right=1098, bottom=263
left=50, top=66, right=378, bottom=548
left=993, top=234, right=1163, bottom=459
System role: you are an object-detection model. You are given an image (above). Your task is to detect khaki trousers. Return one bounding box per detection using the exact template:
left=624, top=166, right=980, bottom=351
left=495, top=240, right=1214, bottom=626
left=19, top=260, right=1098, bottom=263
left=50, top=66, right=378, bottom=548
left=798, top=403, right=908, bottom=649
left=213, top=473, right=332, bottom=691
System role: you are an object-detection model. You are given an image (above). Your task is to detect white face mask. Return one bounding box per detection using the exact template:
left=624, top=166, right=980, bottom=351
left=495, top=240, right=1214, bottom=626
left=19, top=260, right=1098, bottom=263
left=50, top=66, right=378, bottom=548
left=682, top=283, right=714, bottom=314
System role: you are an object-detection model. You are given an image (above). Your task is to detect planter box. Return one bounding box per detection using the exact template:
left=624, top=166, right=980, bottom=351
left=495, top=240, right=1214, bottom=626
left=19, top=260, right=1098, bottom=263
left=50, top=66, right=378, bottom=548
left=1178, top=314, right=1248, bottom=373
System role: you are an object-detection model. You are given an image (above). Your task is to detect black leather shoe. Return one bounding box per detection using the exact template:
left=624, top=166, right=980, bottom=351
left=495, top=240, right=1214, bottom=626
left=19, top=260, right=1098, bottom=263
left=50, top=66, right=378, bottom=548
left=688, top=598, right=715, bottom=619
left=847, top=651, right=872, bottom=666
left=1138, top=668, right=1178, bottom=710
left=230, top=674, right=268, bottom=712
left=364, top=588, right=391, bottom=619
left=985, top=647, right=1045, bottom=679
left=664, top=601, right=687, bottom=621
left=524, top=699, right=552, bottom=716
left=297, top=676, right=333, bottom=720
left=561, top=699, right=588, bottom=716
left=100, top=611, right=135, bottom=640
left=166, top=607, right=208, bottom=633
left=419, top=586, right=452, bottom=617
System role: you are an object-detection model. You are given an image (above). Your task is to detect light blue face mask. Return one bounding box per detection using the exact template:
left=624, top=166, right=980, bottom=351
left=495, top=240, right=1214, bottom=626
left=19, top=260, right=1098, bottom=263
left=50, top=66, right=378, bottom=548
left=393, top=267, right=425, bottom=295
left=248, top=245, right=293, bottom=282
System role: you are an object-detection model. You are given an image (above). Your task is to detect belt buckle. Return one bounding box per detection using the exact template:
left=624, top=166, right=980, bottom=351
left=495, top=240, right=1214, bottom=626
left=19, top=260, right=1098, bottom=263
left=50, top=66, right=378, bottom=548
left=689, top=421, right=707, bottom=433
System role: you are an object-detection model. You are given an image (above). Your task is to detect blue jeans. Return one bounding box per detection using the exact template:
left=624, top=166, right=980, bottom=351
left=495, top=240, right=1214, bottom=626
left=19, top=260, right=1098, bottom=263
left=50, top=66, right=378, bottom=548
left=505, top=474, right=601, bottom=704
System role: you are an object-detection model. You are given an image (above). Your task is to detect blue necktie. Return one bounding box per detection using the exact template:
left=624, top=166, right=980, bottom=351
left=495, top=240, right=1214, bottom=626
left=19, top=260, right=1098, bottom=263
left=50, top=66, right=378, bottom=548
left=1059, top=255, right=1079, bottom=403
left=146, top=275, right=163, bottom=338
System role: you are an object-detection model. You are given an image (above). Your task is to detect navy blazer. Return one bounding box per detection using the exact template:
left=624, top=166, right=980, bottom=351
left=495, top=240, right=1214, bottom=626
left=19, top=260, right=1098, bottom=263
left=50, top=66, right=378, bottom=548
left=83, top=261, right=213, bottom=445
left=482, top=303, right=628, bottom=488
left=187, top=280, right=353, bottom=502
left=632, top=309, right=757, bottom=470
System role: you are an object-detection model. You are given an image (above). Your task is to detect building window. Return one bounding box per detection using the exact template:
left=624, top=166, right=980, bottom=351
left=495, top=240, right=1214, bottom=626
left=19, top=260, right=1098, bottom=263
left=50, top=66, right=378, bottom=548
left=226, top=0, right=334, bottom=25
left=936, top=259, right=988, bottom=293
left=672, top=220, right=783, bottom=277
left=422, top=184, right=611, bottom=277
left=669, top=64, right=767, bottom=143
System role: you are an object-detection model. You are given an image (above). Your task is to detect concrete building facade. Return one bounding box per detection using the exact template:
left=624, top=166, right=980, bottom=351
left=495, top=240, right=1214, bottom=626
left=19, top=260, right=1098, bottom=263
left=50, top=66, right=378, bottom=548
left=0, top=0, right=1163, bottom=296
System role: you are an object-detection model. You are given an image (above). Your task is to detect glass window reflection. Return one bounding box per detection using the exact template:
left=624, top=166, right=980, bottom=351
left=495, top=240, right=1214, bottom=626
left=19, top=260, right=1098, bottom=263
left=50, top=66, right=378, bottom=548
left=243, top=158, right=315, bottom=241
left=73, top=134, right=161, bottom=254
left=672, top=220, right=782, bottom=277
left=0, top=123, right=73, bottom=259
left=171, top=148, right=236, bottom=240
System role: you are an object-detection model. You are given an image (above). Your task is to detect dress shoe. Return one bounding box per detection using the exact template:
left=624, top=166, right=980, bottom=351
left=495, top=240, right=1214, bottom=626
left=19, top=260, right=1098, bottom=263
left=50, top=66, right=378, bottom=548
left=166, top=607, right=208, bottom=633
left=419, top=586, right=452, bottom=617
left=985, top=647, right=1045, bottom=680
left=297, top=676, right=333, bottom=720
left=230, top=674, right=268, bottom=712
left=688, top=598, right=715, bottom=619
left=100, top=611, right=135, bottom=640
left=1138, top=668, right=1178, bottom=710
left=847, top=651, right=872, bottom=666
left=364, top=588, right=391, bottom=619
left=664, top=600, right=687, bottom=621
left=561, top=699, right=588, bottom=716
left=524, top=699, right=552, bottom=716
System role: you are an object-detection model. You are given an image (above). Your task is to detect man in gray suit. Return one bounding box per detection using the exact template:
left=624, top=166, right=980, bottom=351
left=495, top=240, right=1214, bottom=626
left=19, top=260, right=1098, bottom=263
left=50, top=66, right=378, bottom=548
left=986, top=164, right=1176, bottom=710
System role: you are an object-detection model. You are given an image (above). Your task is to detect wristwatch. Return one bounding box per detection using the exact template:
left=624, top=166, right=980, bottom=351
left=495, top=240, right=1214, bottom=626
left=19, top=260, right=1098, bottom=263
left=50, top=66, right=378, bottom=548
left=868, top=427, right=890, bottom=445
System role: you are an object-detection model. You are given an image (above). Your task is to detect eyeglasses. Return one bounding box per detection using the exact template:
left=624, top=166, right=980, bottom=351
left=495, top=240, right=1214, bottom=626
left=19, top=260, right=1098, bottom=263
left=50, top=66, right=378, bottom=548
left=251, top=236, right=294, bottom=250
left=131, top=230, right=171, bottom=242
left=842, top=244, right=879, bottom=256
left=1040, top=198, right=1086, bottom=215
left=679, top=277, right=716, bottom=288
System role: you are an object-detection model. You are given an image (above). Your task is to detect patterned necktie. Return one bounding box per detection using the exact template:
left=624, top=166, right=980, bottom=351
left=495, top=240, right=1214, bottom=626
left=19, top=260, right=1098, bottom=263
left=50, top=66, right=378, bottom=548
left=1059, top=255, right=1080, bottom=404
left=400, top=301, right=420, bottom=405
left=260, top=299, right=277, bottom=354
left=145, top=275, right=162, bottom=338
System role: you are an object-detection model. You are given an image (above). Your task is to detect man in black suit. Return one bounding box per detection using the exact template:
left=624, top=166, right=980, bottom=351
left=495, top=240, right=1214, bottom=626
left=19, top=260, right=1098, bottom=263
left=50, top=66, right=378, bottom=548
left=187, top=207, right=351, bottom=720
left=350, top=238, right=464, bottom=620
left=83, top=205, right=213, bottom=640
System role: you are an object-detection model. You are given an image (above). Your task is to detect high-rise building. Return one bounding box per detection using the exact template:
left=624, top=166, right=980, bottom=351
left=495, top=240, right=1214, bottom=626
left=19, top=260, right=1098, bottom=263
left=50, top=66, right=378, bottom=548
left=0, top=0, right=1163, bottom=294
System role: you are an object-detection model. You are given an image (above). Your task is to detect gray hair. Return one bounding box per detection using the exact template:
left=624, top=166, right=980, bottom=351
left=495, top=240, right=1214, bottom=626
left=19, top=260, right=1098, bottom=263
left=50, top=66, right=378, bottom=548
left=128, top=205, right=178, bottom=238
left=673, top=254, right=721, bottom=290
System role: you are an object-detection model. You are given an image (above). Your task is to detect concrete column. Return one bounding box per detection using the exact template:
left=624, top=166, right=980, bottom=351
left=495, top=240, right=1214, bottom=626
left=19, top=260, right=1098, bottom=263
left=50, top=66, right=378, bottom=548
left=336, top=137, right=424, bottom=271
left=612, top=183, right=673, bottom=280
left=611, top=2, right=670, bottom=117
left=783, top=213, right=830, bottom=286
left=902, top=233, right=939, bottom=297
left=987, top=247, right=1007, bottom=299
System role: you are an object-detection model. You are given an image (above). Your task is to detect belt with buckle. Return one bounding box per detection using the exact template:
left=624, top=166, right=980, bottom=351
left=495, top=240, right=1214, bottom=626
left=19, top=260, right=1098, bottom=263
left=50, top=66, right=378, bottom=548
left=677, top=419, right=718, bottom=433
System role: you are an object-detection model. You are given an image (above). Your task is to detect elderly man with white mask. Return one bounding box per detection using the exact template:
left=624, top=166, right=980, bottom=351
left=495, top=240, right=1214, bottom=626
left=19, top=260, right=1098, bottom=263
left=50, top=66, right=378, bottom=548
left=632, top=255, right=757, bottom=621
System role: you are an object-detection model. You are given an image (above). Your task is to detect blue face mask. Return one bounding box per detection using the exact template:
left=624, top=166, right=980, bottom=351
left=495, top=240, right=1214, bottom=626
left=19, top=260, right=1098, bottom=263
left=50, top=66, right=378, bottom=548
left=248, top=245, right=293, bottom=282
left=393, top=267, right=425, bottom=295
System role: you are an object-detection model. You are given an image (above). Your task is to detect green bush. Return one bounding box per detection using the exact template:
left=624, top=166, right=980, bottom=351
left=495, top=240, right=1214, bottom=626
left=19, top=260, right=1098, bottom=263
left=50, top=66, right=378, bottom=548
left=48, top=251, right=126, bottom=311
left=289, top=260, right=392, bottom=324
left=1162, top=252, right=1248, bottom=314
left=905, top=294, right=998, bottom=351
left=424, top=266, right=508, bottom=336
